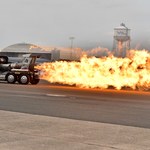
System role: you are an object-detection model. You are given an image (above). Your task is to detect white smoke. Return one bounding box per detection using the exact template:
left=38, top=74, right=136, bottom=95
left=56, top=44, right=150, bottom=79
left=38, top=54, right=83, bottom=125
left=83, top=47, right=112, bottom=57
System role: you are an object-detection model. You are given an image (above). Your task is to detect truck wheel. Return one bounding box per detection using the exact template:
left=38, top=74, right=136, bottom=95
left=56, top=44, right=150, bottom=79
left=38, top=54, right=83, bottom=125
left=6, top=73, right=17, bottom=84
left=18, top=74, right=29, bottom=84
left=30, top=79, right=40, bottom=85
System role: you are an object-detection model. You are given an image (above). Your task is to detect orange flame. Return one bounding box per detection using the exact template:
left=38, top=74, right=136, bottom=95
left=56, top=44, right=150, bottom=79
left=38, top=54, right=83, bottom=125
left=36, top=50, right=150, bottom=90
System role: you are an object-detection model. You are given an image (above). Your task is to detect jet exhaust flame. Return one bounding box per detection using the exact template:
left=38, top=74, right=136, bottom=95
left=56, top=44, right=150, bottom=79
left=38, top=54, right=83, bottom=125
left=36, top=50, right=150, bottom=90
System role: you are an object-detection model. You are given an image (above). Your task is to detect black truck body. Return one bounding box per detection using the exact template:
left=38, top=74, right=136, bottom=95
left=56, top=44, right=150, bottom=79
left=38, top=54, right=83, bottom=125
left=0, top=55, right=40, bottom=84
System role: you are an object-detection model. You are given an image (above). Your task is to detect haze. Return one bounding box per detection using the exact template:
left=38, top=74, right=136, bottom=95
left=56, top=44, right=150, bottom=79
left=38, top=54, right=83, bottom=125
left=0, top=0, right=150, bottom=50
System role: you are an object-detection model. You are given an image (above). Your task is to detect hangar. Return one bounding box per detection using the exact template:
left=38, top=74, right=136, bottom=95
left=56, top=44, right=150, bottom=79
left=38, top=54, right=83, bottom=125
left=0, top=43, right=52, bottom=61
left=0, top=43, right=82, bottom=62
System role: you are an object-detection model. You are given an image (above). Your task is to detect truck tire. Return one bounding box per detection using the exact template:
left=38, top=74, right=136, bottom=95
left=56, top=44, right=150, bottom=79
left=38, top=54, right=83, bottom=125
left=30, top=78, right=40, bottom=85
left=6, top=73, right=17, bottom=84
left=18, top=74, right=30, bottom=84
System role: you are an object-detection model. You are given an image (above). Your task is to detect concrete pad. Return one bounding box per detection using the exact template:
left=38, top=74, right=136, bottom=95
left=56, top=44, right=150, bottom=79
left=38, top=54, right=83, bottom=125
left=0, top=110, right=149, bottom=150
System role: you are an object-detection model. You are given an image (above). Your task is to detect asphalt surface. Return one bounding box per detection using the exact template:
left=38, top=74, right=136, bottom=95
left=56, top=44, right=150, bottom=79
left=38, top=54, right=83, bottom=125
left=0, top=80, right=150, bottom=129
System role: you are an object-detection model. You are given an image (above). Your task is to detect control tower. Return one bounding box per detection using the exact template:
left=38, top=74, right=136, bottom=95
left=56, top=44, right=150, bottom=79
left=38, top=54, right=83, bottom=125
left=113, top=23, right=131, bottom=57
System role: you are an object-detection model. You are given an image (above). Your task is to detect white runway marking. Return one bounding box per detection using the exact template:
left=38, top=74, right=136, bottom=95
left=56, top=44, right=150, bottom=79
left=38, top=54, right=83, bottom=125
left=46, top=94, right=67, bottom=97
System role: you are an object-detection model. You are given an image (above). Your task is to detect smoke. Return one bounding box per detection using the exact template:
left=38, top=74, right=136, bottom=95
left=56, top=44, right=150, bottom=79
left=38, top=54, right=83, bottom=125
left=83, top=47, right=112, bottom=57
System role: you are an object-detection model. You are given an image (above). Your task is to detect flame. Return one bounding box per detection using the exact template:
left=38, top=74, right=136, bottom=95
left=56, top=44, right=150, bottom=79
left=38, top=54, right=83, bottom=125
left=36, top=50, right=150, bottom=90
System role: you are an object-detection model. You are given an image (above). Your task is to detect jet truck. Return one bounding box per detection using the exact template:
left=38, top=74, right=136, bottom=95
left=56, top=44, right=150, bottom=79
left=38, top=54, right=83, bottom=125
left=0, top=54, right=40, bottom=84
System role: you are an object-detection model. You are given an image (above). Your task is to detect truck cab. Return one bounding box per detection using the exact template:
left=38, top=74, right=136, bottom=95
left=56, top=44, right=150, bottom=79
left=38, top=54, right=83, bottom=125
left=0, top=55, right=40, bottom=85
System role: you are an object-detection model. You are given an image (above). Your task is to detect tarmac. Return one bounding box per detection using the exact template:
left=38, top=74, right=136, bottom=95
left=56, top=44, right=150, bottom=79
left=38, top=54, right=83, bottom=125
left=0, top=110, right=150, bottom=150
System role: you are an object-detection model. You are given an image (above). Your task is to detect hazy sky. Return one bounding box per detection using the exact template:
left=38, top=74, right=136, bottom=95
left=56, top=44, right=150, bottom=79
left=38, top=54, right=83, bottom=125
left=0, top=0, right=150, bottom=50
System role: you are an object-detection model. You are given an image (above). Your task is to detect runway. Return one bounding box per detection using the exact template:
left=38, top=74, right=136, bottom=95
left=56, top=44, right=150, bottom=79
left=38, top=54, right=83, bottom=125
left=0, top=80, right=150, bottom=129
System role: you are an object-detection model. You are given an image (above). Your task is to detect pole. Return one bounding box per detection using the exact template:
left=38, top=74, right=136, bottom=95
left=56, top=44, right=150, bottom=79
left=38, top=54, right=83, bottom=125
left=69, top=37, right=75, bottom=60
left=69, top=37, right=75, bottom=49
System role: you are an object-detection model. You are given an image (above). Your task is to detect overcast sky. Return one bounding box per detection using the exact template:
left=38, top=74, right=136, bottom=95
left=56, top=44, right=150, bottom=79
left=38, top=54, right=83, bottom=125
left=0, top=0, right=150, bottom=50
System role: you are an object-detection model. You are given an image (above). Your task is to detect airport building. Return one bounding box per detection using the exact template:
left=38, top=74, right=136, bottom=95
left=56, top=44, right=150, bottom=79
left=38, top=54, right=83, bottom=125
left=0, top=43, right=52, bottom=61
left=0, top=43, right=82, bottom=62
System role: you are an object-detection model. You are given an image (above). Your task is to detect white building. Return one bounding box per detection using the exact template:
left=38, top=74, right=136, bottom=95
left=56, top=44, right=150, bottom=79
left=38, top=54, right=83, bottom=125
left=0, top=43, right=82, bottom=62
